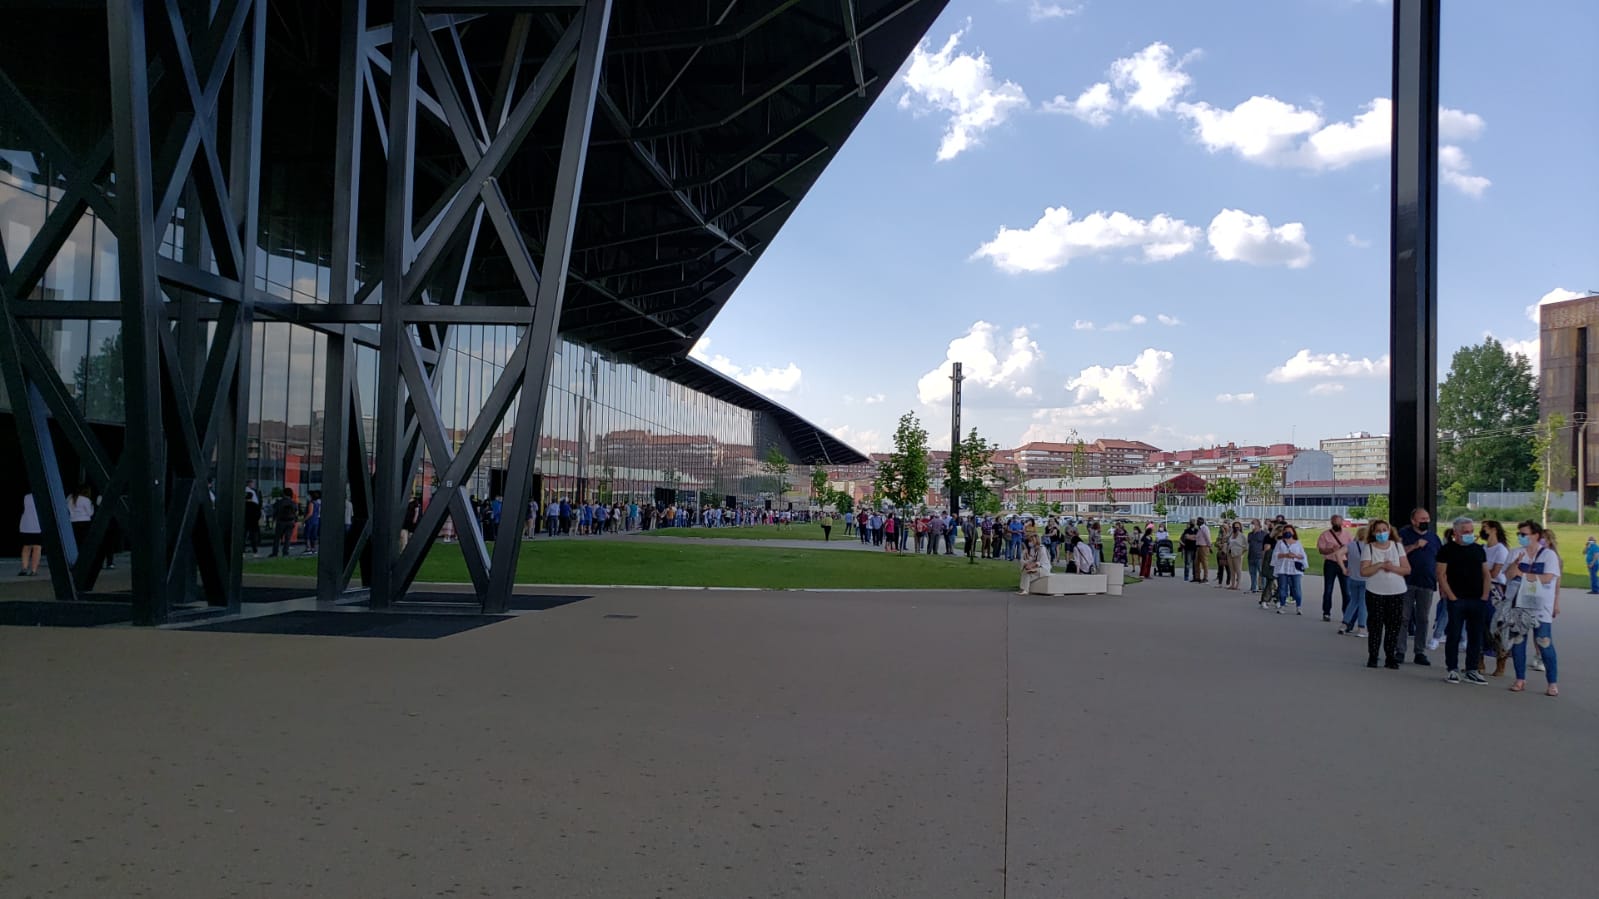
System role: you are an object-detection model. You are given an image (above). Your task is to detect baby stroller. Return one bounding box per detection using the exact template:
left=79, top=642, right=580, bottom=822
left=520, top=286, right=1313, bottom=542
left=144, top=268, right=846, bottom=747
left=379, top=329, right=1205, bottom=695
left=1155, top=539, right=1177, bottom=577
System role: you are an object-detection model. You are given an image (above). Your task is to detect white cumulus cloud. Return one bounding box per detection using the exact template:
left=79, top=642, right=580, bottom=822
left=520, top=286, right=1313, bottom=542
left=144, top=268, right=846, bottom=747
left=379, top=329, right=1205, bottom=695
left=973, top=205, right=1200, bottom=272
left=1156, top=313, right=1181, bottom=326
left=1073, top=319, right=1096, bottom=330
left=1526, top=287, right=1587, bottom=323
left=863, top=393, right=885, bottom=405
left=829, top=424, right=884, bottom=454
left=1130, top=314, right=1148, bottom=325
left=1207, top=208, right=1313, bottom=268
left=1028, top=1, right=1083, bottom=20
left=916, top=321, right=1042, bottom=405
left=1110, top=42, right=1195, bottom=116
left=1347, top=234, right=1372, bottom=249
left=1175, top=96, right=1489, bottom=193
left=1216, top=392, right=1256, bottom=404
left=1064, top=347, right=1175, bottom=418
left=690, top=338, right=803, bottom=393
left=1309, top=383, right=1345, bottom=396
left=899, top=26, right=1029, bottom=161
left=1267, top=349, right=1389, bottom=383
left=1043, top=82, right=1117, bottom=126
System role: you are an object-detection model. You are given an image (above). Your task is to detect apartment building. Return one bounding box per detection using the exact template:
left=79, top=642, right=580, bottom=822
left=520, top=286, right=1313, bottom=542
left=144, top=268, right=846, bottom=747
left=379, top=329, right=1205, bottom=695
left=1318, top=432, right=1390, bottom=482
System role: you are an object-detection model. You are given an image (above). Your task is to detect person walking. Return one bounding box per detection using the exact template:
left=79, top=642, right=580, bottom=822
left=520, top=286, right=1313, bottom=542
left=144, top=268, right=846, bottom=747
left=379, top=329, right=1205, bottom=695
left=1436, top=516, right=1492, bottom=685
left=1396, top=507, right=1442, bottom=666
left=1273, top=525, right=1308, bottom=614
left=1502, top=521, right=1561, bottom=696
left=883, top=513, right=898, bottom=553
left=1338, top=526, right=1369, bottom=637
left=1585, top=536, right=1599, bottom=594
left=1317, top=514, right=1351, bottom=622
left=1361, top=519, right=1411, bottom=668
left=820, top=513, right=833, bottom=541
left=1247, top=520, right=1266, bottom=594
left=17, top=491, right=42, bottom=577
left=1225, top=521, right=1247, bottom=591
left=1017, top=533, right=1046, bottom=595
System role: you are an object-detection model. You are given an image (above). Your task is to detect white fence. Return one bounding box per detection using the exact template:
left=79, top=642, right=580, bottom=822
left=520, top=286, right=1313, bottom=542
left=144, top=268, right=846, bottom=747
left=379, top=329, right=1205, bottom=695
left=1163, top=504, right=1357, bottom=524
left=1468, top=491, right=1580, bottom=512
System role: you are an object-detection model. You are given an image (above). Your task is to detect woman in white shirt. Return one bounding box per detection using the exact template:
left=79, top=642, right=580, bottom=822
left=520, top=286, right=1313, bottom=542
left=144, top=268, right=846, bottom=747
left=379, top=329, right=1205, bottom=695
left=1361, top=518, right=1411, bottom=668
left=1479, top=520, right=1512, bottom=676
left=1338, top=527, right=1369, bottom=638
left=1070, top=534, right=1098, bottom=575
left=1017, top=534, right=1046, bottom=595
left=67, top=484, right=94, bottom=556
left=1272, top=527, right=1309, bottom=614
left=17, top=491, right=42, bottom=577
left=1500, top=521, right=1561, bottom=696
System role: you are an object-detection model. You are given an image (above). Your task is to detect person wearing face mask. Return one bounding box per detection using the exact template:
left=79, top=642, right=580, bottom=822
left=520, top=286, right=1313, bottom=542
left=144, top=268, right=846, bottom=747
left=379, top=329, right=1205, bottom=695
left=1480, top=520, right=1513, bottom=676
left=1499, top=521, right=1561, bottom=696
left=1396, top=507, right=1442, bottom=666
left=1338, top=526, right=1369, bottom=638
left=1272, top=526, right=1309, bottom=614
left=1435, top=517, right=1492, bottom=684
left=1316, top=515, right=1351, bottom=622
left=1361, top=519, right=1411, bottom=668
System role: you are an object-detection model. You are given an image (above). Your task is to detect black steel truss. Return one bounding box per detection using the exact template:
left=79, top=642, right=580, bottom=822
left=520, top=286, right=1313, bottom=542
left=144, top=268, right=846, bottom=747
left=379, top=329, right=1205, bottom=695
left=0, top=0, right=947, bottom=623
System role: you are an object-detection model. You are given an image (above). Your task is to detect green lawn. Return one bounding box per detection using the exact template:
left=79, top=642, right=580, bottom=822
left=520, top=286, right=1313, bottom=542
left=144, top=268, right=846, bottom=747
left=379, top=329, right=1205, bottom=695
left=246, top=538, right=1024, bottom=590
left=636, top=524, right=828, bottom=541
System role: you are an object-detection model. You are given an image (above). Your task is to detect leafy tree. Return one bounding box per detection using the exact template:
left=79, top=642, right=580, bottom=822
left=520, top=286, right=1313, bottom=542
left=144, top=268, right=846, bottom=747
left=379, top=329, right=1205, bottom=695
left=1205, top=478, right=1242, bottom=508
left=945, top=427, right=998, bottom=514
left=1348, top=505, right=1367, bottom=519
left=1245, top=464, right=1281, bottom=504
left=1365, top=494, right=1390, bottom=523
left=702, top=490, right=722, bottom=511
left=1102, top=473, right=1115, bottom=506
left=1442, top=480, right=1468, bottom=508
left=1532, top=413, right=1572, bottom=526
left=1070, top=438, right=1090, bottom=481
left=828, top=488, right=854, bottom=515
left=1438, top=337, right=1538, bottom=493
left=810, top=466, right=829, bottom=506
left=874, top=412, right=931, bottom=510
left=761, top=446, right=791, bottom=501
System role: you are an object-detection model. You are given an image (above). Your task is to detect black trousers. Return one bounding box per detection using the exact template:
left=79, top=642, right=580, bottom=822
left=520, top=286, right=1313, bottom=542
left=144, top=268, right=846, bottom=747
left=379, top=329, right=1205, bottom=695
left=1322, top=560, right=1348, bottom=615
left=1445, top=597, right=1490, bottom=672
left=273, top=522, right=294, bottom=557
left=1367, top=592, right=1405, bottom=662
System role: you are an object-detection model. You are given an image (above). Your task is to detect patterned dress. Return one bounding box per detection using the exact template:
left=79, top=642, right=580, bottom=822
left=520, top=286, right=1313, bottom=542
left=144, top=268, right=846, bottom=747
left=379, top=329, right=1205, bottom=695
left=1112, top=527, right=1129, bottom=565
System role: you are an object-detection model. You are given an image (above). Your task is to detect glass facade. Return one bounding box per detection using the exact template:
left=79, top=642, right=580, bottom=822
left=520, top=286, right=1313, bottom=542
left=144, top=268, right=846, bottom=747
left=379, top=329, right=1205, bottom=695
left=1, top=142, right=766, bottom=514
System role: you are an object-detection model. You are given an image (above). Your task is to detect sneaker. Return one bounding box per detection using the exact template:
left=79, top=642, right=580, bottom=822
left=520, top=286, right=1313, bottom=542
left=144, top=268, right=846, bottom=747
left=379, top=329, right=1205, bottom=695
left=1530, top=658, right=1546, bottom=672
left=1465, top=670, right=1488, bottom=685
left=1385, top=659, right=1401, bottom=670
left=1427, top=638, right=1441, bottom=652
left=1414, top=654, right=1431, bottom=666
left=1296, top=609, right=1303, bottom=616
left=1323, top=614, right=1332, bottom=622
left=1356, top=629, right=1369, bottom=638
left=1446, top=670, right=1461, bottom=684
left=1367, top=657, right=1379, bottom=668
left=1276, top=606, right=1284, bottom=614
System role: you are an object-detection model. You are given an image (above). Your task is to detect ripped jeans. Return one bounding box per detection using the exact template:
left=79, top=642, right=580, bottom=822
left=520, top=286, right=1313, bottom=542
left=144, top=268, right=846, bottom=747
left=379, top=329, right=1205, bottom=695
left=1512, top=622, right=1558, bottom=683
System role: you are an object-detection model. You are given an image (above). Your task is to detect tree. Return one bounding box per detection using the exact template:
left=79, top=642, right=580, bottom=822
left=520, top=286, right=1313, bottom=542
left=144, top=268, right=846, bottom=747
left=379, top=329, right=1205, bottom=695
left=1245, top=464, right=1281, bottom=505
left=828, top=488, right=855, bottom=515
left=810, top=466, right=829, bottom=506
left=945, top=427, right=998, bottom=514
left=1438, top=337, right=1539, bottom=493
left=761, top=446, right=791, bottom=501
left=1443, top=480, right=1468, bottom=509
left=1531, top=413, right=1572, bottom=526
left=1205, top=478, right=1242, bottom=508
left=1365, top=494, right=1390, bottom=523
left=874, top=412, right=931, bottom=510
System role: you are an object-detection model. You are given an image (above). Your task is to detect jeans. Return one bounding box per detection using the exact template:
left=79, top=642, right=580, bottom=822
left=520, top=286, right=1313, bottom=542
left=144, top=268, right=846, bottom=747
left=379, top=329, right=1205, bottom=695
left=304, top=518, right=321, bottom=551
left=1589, top=562, right=1597, bottom=592
left=1431, top=595, right=1451, bottom=642
left=1342, top=579, right=1368, bottom=629
left=1276, top=573, right=1303, bottom=608
left=1182, top=549, right=1194, bottom=580
left=1444, top=597, right=1490, bottom=672
left=1398, top=585, right=1434, bottom=658
left=1511, top=622, right=1557, bottom=682
left=1322, top=560, right=1347, bottom=616
left=1248, top=557, right=1261, bottom=592
left=1007, top=534, right=1023, bottom=561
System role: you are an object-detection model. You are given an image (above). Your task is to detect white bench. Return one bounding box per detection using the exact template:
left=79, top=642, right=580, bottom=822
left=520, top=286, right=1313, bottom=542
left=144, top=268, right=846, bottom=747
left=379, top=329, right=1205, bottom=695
left=1028, top=573, right=1109, bottom=595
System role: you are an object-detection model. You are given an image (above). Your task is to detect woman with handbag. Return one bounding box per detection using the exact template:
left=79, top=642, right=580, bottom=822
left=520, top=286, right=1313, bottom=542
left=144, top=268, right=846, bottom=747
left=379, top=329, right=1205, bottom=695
left=1273, top=526, right=1309, bottom=614
left=1499, top=521, right=1561, bottom=696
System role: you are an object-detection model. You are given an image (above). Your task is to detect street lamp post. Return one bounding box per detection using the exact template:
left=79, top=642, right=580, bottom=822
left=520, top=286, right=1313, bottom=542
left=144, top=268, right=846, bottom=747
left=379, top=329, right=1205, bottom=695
left=1579, top=414, right=1592, bottom=525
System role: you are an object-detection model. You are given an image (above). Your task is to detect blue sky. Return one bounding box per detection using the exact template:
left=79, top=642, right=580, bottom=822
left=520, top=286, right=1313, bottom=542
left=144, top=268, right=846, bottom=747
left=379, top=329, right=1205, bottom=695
left=689, top=0, right=1599, bottom=454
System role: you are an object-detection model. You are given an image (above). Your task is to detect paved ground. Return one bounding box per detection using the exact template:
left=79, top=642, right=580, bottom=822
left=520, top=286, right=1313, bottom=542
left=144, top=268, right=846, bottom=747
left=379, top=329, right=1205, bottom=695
left=2, top=576, right=1594, bottom=898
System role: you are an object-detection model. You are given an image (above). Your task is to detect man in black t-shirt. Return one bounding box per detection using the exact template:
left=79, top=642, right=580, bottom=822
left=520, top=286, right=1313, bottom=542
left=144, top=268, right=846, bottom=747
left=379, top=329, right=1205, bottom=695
left=1435, top=516, right=1491, bottom=684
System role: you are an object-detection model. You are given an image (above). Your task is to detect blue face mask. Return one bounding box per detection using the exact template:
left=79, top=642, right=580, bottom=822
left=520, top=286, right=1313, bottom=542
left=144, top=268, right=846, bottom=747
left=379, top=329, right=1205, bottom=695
left=1517, top=534, right=1531, bottom=547
left=1460, top=533, right=1476, bottom=545
left=1375, top=532, right=1390, bottom=543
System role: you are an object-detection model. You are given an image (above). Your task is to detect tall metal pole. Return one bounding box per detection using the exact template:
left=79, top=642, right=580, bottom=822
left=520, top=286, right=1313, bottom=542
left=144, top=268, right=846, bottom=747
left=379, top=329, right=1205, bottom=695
left=948, top=361, right=962, bottom=514
left=1579, top=415, right=1591, bottom=525
left=1389, top=0, right=1441, bottom=522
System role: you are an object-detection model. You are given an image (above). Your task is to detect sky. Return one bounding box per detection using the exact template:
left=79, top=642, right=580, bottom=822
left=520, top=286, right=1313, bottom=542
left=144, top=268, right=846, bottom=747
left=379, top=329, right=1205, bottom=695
left=688, top=0, right=1599, bottom=455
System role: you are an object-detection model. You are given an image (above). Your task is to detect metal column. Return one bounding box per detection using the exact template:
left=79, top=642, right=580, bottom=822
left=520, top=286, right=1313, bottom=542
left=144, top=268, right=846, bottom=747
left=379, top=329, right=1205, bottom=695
left=1389, top=0, right=1441, bottom=521
left=948, top=362, right=962, bottom=514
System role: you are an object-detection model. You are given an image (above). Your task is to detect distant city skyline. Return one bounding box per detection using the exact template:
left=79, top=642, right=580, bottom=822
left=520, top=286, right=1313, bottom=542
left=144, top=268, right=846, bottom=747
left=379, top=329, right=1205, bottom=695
left=686, top=0, right=1598, bottom=454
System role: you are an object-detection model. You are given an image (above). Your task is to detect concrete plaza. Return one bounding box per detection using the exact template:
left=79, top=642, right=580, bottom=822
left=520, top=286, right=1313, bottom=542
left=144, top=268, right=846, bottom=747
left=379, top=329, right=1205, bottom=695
left=1, top=575, right=1593, bottom=898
